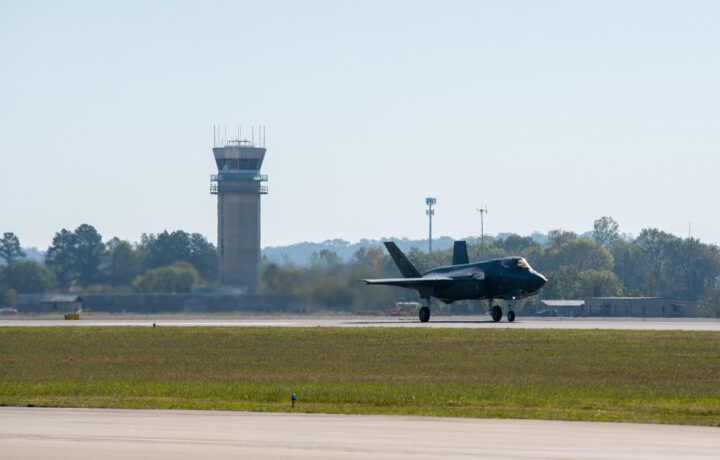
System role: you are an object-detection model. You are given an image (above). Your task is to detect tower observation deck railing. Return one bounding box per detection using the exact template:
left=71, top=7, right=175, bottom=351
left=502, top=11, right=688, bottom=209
left=211, top=173, right=268, bottom=182
left=210, top=183, right=268, bottom=194
left=210, top=171, right=268, bottom=194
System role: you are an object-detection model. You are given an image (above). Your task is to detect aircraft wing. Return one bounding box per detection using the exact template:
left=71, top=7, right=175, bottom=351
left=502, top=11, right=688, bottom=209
left=362, top=277, right=454, bottom=289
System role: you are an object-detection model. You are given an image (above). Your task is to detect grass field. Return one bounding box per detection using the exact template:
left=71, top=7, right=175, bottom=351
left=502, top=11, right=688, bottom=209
left=1, top=327, right=719, bottom=425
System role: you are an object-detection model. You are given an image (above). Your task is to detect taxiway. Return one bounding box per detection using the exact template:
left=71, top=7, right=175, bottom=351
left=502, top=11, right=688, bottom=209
left=1, top=407, right=718, bottom=459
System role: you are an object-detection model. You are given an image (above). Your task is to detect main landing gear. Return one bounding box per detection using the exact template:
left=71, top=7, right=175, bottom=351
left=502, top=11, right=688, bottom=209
left=489, top=299, right=516, bottom=322
left=419, top=298, right=431, bottom=322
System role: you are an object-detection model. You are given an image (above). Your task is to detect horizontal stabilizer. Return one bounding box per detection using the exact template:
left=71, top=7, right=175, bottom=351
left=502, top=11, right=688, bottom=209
left=452, top=241, right=469, bottom=265
left=383, top=242, right=421, bottom=278
left=362, top=277, right=454, bottom=289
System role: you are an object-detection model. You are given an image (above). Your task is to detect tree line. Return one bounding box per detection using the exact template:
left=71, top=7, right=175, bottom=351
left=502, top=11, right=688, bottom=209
left=0, top=225, right=216, bottom=304
left=1, top=217, right=719, bottom=316
left=261, top=217, right=720, bottom=316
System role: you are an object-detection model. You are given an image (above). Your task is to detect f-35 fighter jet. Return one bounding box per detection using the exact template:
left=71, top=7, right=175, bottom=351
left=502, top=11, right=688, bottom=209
left=363, top=241, right=547, bottom=323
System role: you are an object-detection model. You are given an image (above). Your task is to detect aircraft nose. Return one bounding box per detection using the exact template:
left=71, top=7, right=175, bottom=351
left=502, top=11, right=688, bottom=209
left=534, top=272, right=547, bottom=289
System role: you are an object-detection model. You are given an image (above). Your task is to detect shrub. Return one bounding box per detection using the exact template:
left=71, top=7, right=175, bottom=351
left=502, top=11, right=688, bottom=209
left=131, top=264, right=200, bottom=293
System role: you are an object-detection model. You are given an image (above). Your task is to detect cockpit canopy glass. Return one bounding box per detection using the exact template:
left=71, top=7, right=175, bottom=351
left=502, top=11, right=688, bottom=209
left=501, top=257, right=533, bottom=271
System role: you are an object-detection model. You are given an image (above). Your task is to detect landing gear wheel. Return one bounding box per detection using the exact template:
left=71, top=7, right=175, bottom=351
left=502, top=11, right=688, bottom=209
left=491, top=305, right=502, bottom=322
left=419, top=306, right=430, bottom=323
left=507, top=310, right=516, bottom=322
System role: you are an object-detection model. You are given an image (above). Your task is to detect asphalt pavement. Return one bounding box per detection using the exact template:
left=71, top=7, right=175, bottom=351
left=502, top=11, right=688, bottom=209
left=2, top=315, right=720, bottom=330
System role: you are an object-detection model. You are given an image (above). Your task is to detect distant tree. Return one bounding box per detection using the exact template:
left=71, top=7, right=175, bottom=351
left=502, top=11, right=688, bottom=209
left=520, top=245, right=544, bottom=265
left=542, top=265, right=581, bottom=299
left=187, top=233, right=217, bottom=281
left=547, top=230, right=578, bottom=250
left=0, top=232, right=26, bottom=264
left=352, top=246, right=387, bottom=267
left=538, top=235, right=613, bottom=273
left=661, top=237, right=720, bottom=298
left=45, top=224, right=106, bottom=289
left=634, top=228, right=677, bottom=296
left=142, top=231, right=190, bottom=269
left=311, top=249, right=342, bottom=266
left=401, top=247, right=423, bottom=273
left=0, top=285, right=17, bottom=306
left=73, top=224, right=106, bottom=286
left=263, top=263, right=304, bottom=295
left=577, top=269, right=623, bottom=297
left=131, top=263, right=199, bottom=293
left=1, top=260, right=57, bottom=293
left=141, top=231, right=217, bottom=281
left=107, top=239, right=145, bottom=286
left=497, top=235, right=540, bottom=255
left=593, top=217, right=620, bottom=248
left=610, top=240, right=647, bottom=295
left=309, top=276, right=354, bottom=307
left=699, top=287, right=720, bottom=317
left=542, top=266, right=622, bottom=299
left=45, top=229, right=77, bottom=289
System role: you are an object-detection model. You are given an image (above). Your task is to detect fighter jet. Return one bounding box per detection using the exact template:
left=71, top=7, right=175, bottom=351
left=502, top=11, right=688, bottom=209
left=363, top=241, right=547, bottom=322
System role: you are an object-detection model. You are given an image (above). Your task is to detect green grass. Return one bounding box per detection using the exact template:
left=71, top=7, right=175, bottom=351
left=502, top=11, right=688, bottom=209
left=1, top=327, right=719, bottom=425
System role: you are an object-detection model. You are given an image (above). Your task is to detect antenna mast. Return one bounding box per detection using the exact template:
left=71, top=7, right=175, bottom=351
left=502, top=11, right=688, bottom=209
left=426, top=197, right=436, bottom=253
left=476, top=206, right=488, bottom=255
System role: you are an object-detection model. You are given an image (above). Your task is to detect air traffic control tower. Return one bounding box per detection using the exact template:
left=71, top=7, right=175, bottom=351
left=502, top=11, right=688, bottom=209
left=210, top=130, right=268, bottom=294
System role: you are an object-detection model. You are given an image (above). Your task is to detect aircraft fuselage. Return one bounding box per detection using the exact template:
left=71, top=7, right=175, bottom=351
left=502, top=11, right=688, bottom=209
left=424, top=259, right=546, bottom=304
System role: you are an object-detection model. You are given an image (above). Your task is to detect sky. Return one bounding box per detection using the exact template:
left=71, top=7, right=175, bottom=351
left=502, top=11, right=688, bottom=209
left=1, top=0, right=719, bottom=249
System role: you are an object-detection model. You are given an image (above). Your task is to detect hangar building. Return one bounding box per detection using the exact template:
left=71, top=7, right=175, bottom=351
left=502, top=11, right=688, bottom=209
left=584, top=297, right=697, bottom=317
left=536, top=297, right=698, bottom=317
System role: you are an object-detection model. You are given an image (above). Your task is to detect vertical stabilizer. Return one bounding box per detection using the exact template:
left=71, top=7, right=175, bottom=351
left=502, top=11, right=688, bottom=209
left=383, top=242, right=421, bottom=278
left=452, top=241, right=469, bottom=265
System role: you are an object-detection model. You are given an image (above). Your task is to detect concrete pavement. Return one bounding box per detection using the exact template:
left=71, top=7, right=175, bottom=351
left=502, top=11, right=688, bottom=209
left=1, top=407, right=719, bottom=459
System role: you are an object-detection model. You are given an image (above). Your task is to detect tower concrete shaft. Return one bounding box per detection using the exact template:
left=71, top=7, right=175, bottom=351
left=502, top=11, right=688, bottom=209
left=210, top=138, right=268, bottom=294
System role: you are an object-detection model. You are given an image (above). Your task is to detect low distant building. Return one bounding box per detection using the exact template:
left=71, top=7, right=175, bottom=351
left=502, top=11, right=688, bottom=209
left=585, top=297, right=697, bottom=318
left=17, top=293, right=305, bottom=314
left=40, top=294, right=83, bottom=313
left=536, top=300, right=585, bottom=317
left=536, top=297, right=698, bottom=318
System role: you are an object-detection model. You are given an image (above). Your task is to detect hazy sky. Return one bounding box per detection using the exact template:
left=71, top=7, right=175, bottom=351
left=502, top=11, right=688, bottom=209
left=2, top=1, right=719, bottom=249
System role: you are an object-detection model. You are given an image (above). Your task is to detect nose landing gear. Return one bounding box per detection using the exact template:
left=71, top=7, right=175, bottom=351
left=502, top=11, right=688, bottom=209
left=506, top=298, right=517, bottom=322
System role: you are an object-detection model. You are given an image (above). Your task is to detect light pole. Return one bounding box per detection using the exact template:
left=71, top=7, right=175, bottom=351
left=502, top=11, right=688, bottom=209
left=426, top=197, right=436, bottom=252
left=476, top=206, right=488, bottom=256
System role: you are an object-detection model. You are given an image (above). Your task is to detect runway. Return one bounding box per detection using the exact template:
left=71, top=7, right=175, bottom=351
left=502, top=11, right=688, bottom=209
left=2, top=315, right=720, bottom=330
left=1, top=407, right=718, bottom=459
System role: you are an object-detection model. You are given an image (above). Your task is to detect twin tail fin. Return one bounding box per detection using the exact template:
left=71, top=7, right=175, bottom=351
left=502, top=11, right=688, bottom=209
left=383, top=242, right=421, bottom=278
left=452, top=241, right=469, bottom=265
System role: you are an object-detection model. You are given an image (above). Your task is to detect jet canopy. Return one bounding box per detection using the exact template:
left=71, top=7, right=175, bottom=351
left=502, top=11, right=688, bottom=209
left=501, top=257, right=533, bottom=271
